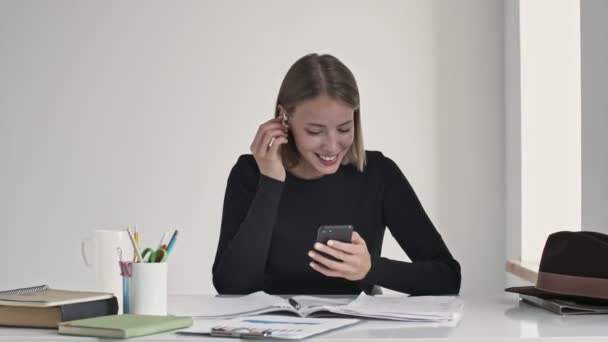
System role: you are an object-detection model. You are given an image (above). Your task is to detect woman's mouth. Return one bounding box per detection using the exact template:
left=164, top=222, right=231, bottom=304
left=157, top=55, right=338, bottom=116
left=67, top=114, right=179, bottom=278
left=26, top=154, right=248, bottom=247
left=315, top=153, right=339, bottom=166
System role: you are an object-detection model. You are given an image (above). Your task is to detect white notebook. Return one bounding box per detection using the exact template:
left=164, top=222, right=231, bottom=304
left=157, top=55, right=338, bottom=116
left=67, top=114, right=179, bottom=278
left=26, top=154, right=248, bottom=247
left=0, top=285, right=113, bottom=307
left=170, top=291, right=463, bottom=322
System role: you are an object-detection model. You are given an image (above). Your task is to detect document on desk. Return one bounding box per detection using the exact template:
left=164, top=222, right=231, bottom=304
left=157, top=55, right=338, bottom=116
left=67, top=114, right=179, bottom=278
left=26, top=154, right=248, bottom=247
left=178, top=315, right=360, bottom=340
left=170, top=292, right=463, bottom=322
left=330, top=294, right=464, bottom=322
left=170, top=292, right=306, bottom=318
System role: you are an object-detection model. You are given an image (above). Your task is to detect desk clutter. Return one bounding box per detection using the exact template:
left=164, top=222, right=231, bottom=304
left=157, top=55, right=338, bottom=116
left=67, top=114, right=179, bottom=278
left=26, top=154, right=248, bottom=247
left=174, top=293, right=464, bottom=339
left=0, top=286, right=193, bottom=339
left=80, top=227, right=179, bottom=315
left=0, top=227, right=182, bottom=333
left=0, top=285, right=118, bottom=328
left=0, top=285, right=463, bottom=339
left=170, top=291, right=464, bottom=322
left=0, top=227, right=466, bottom=339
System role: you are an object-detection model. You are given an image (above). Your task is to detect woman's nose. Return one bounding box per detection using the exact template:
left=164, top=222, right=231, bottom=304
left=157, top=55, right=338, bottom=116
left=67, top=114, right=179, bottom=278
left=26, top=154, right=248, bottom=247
left=322, top=132, right=340, bottom=152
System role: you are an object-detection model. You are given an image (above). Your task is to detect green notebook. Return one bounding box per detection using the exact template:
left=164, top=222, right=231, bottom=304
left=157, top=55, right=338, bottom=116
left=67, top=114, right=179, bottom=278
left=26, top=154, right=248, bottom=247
left=58, top=314, right=193, bottom=338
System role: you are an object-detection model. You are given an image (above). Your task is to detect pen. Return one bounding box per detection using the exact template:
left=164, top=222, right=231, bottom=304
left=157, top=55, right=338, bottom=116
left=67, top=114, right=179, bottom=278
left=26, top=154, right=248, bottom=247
left=288, top=298, right=301, bottom=310
left=166, top=229, right=179, bottom=255
left=211, top=327, right=272, bottom=338
left=158, top=231, right=168, bottom=249
left=117, top=247, right=130, bottom=313
left=133, top=225, right=139, bottom=245
left=126, top=229, right=144, bottom=262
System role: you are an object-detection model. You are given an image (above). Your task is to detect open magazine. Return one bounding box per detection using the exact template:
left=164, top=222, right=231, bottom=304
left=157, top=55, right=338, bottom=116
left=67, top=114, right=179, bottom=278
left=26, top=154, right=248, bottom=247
left=169, top=291, right=463, bottom=322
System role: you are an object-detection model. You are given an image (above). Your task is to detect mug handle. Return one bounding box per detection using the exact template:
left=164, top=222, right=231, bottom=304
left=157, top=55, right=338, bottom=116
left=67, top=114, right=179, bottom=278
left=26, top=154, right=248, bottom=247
left=81, top=238, right=94, bottom=268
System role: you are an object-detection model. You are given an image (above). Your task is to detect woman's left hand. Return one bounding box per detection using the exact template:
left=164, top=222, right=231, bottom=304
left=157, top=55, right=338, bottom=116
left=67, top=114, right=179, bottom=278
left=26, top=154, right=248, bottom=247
left=308, top=231, right=371, bottom=281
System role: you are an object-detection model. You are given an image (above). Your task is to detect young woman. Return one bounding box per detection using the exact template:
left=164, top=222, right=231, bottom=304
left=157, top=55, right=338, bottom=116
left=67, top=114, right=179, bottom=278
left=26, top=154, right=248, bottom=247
left=212, top=53, right=461, bottom=295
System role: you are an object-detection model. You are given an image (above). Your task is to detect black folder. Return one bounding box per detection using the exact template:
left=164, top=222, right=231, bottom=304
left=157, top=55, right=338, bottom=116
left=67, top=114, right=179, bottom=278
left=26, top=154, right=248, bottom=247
left=520, top=294, right=608, bottom=315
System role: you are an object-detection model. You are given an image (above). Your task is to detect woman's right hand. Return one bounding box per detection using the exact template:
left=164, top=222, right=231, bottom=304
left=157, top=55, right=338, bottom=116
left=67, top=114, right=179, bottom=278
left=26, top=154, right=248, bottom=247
left=250, top=116, right=289, bottom=181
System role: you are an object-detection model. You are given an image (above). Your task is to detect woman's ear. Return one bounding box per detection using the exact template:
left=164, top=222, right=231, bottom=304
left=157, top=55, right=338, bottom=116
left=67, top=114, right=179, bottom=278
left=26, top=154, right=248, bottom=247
left=277, top=104, right=286, bottom=116
left=277, top=104, right=288, bottom=126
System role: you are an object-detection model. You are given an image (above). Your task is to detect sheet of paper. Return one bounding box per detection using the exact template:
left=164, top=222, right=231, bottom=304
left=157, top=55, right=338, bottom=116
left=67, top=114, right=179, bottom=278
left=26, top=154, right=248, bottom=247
left=180, top=318, right=221, bottom=333
left=328, top=294, right=464, bottom=322
left=344, top=317, right=460, bottom=331
left=169, top=292, right=289, bottom=318
left=178, top=315, right=360, bottom=340
left=290, top=296, right=353, bottom=308
left=169, top=292, right=464, bottom=323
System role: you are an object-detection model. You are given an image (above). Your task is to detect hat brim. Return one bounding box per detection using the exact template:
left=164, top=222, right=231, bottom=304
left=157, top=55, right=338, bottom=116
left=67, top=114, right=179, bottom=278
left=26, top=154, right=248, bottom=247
left=506, top=286, right=608, bottom=305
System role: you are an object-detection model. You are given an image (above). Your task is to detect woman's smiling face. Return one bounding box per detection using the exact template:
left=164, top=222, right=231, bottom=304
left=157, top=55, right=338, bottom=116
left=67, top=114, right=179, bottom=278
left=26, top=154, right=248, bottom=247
left=282, top=94, right=355, bottom=179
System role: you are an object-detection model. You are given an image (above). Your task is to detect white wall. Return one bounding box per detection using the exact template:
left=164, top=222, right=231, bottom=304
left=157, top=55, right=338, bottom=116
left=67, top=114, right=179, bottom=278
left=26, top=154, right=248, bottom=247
left=434, top=1, right=505, bottom=295
left=0, top=0, right=505, bottom=295
left=504, top=0, right=524, bottom=286
left=505, top=0, right=608, bottom=278
left=581, top=0, right=608, bottom=233
left=520, top=0, right=582, bottom=262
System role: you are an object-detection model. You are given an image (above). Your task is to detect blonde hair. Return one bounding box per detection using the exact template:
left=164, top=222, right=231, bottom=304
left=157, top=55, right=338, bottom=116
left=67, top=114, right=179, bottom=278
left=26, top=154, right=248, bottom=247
left=275, top=53, right=366, bottom=172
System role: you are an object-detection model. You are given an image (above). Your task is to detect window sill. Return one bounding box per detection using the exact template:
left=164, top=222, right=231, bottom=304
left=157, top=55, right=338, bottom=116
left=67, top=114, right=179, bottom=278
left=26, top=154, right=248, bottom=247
left=505, top=260, right=539, bottom=283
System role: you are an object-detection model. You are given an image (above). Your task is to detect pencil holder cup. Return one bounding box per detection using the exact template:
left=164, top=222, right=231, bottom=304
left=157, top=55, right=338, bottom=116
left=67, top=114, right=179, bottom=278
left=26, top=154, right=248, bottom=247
left=129, top=262, right=168, bottom=315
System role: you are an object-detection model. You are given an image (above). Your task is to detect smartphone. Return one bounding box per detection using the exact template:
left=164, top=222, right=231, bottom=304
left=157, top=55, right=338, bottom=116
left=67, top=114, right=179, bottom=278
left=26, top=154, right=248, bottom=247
left=315, top=225, right=354, bottom=262
left=316, top=225, right=354, bottom=244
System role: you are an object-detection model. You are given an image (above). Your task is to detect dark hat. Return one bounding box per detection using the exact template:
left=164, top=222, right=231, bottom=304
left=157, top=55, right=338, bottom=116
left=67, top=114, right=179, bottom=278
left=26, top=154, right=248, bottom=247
left=506, top=231, right=608, bottom=304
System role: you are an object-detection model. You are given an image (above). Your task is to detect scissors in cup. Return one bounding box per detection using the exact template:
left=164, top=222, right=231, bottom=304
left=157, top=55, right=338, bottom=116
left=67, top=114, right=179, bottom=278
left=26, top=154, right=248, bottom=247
left=141, top=247, right=168, bottom=263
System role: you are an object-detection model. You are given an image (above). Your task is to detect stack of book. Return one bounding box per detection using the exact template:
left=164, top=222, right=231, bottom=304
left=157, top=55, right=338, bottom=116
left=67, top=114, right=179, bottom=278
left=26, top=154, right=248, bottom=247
left=0, top=285, right=118, bottom=328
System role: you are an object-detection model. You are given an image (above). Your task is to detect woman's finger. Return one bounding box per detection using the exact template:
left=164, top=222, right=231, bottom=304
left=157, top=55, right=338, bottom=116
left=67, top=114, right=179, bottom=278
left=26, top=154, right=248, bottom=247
left=250, top=119, right=275, bottom=151
left=267, top=136, right=288, bottom=156
left=313, top=243, right=356, bottom=262
left=309, top=262, right=342, bottom=278
left=259, top=131, right=287, bottom=157
left=308, top=250, right=355, bottom=274
left=250, top=118, right=285, bottom=152
left=326, top=240, right=360, bottom=254
left=256, top=129, right=288, bottom=156
left=351, top=231, right=366, bottom=244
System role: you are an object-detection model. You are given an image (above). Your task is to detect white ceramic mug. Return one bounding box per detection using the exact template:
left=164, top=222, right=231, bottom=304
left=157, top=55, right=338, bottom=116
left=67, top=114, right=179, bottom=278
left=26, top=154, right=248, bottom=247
left=81, top=229, right=134, bottom=314
left=129, top=262, right=168, bottom=315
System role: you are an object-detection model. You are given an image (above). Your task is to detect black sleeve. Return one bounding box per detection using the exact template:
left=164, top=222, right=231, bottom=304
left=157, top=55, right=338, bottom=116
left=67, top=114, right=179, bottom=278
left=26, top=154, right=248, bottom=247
left=212, top=155, right=284, bottom=294
left=360, top=155, right=461, bottom=295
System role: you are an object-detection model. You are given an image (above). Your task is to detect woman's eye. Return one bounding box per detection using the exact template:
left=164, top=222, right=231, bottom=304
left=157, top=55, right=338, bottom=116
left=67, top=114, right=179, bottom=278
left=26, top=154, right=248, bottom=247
left=338, top=129, right=351, bottom=134
left=306, top=130, right=322, bottom=135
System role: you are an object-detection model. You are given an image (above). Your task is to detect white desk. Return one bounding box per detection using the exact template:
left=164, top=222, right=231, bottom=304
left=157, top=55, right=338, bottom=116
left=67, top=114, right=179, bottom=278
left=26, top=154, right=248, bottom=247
left=1, top=293, right=607, bottom=341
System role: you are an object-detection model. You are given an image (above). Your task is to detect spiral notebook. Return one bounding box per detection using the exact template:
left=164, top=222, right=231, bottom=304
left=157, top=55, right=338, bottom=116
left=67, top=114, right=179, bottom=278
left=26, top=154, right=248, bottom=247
left=0, top=285, right=114, bottom=307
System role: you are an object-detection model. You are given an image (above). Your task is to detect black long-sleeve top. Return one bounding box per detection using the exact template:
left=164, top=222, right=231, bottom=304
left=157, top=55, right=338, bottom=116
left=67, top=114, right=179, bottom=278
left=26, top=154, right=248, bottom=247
left=212, top=151, right=461, bottom=295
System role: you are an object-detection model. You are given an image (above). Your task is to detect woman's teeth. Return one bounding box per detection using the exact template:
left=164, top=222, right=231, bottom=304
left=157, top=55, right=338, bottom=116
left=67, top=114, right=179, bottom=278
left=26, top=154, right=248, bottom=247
left=317, top=154, right=337, bottom=161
